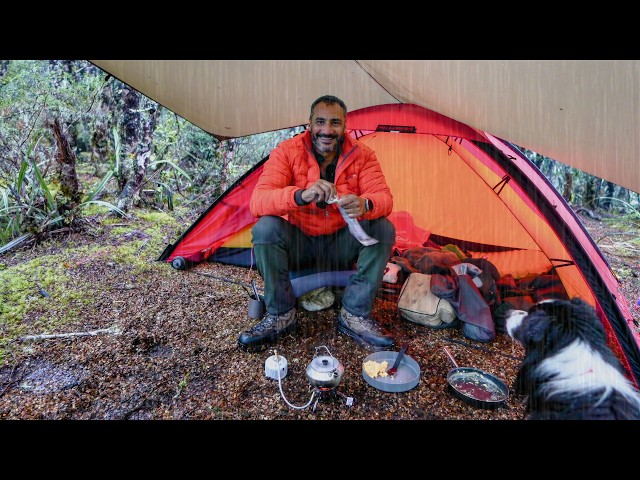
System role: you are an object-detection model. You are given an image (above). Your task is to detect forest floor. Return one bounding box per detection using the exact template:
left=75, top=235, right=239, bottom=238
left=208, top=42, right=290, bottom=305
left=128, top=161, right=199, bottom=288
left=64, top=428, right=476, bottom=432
left=0, top=207, right=638, bottom=422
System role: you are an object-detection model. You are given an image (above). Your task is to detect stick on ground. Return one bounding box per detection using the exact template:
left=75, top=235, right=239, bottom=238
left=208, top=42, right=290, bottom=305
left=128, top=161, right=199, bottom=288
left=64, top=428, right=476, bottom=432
left=19, top=325, right=122, bottom=342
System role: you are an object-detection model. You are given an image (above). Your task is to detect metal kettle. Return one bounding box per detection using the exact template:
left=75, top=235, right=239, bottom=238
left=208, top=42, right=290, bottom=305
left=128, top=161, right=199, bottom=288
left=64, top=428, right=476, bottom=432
left=305, top=346, right=345, bottom=389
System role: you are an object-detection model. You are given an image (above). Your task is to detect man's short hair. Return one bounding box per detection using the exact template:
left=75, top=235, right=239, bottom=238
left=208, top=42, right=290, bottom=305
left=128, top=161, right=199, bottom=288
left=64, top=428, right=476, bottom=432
left=310, top=95, right=347, bottom=119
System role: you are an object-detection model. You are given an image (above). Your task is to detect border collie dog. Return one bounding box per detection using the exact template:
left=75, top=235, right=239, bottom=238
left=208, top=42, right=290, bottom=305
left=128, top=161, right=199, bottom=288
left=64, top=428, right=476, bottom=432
left=505, top=298, right=640, bottom=420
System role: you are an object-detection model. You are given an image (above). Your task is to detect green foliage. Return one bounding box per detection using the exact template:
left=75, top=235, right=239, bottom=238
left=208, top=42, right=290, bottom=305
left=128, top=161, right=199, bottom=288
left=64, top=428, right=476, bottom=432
left=0, top=60, right=121, bottom=246
left=0, top=151, right=125, bottom=246
left=0, top=60, right=301, bottom=242
left=137, top=107, right=303, bottom=213
left=598, top=197, right=639, bottom=217
left=598, top=197, right=640, bottom=233
left=0, top=61, right=105, bottom=171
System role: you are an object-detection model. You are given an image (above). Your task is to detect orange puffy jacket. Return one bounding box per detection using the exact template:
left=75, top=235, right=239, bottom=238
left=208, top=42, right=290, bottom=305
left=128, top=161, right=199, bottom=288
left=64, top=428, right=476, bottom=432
left=250, top=130, right=393, bottom=237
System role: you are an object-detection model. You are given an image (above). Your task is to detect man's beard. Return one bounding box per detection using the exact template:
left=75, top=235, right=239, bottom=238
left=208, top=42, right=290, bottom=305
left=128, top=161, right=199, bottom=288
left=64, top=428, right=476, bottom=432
left=312, top=133, right=343, bottom=156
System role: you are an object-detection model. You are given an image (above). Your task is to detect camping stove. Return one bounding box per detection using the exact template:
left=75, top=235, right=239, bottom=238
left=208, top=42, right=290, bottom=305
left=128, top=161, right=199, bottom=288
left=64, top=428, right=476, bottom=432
left=310, top=386, right=353, bottom=413
left=305, top=346, right=353, bottom=412
left=266, top=347, right=354, bottom=412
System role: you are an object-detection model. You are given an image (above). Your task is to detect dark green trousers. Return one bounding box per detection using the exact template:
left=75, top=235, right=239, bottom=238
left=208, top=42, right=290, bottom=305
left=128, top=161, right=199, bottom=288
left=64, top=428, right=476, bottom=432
left=252, top=216, right=396, bottom=317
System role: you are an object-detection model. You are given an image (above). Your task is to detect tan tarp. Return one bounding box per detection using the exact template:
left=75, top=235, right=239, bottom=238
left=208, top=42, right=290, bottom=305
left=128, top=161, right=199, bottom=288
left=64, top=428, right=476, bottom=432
left=90, top=60, right=640, bottom=194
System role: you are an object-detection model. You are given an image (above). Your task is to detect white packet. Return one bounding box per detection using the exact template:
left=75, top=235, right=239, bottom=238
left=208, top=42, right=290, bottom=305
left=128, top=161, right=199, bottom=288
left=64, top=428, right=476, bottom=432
left=327, top=196, right=379, bottom=246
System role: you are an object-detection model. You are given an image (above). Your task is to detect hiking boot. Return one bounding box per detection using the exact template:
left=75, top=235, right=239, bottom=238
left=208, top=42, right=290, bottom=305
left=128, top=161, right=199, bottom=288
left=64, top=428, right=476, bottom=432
left=337, top=307, right=395, bottom=350
left=238, top=308, right=297, bottom=351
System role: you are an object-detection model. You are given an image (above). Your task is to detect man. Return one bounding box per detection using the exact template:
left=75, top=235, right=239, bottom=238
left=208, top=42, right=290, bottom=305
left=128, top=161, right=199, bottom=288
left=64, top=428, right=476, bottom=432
left=238, top=95, right=396, bottom=351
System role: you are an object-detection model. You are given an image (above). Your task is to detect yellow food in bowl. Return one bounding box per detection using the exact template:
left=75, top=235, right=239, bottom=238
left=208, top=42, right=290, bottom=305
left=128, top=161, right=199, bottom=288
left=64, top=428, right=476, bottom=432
left=363, top=360, right=389, bottom=378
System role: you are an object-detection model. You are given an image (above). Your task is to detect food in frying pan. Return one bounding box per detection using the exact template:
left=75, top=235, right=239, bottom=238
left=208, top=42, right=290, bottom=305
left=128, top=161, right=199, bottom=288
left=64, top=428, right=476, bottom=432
left=449, top=371, right=505, bottom=402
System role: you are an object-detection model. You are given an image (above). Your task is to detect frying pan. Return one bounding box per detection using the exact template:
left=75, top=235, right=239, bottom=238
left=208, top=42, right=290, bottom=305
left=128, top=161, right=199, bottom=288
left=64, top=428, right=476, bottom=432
left=442, top=347, right=509, bottom=410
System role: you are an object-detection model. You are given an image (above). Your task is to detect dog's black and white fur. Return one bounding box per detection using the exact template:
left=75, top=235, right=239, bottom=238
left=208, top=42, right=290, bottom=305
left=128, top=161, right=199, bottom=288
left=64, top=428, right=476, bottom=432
left=505, top=297, right=640, bottom=420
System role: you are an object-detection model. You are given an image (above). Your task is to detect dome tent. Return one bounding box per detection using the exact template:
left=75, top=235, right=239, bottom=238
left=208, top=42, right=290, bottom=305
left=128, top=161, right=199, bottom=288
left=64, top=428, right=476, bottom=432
left=156, top=102, right=640, bottom=387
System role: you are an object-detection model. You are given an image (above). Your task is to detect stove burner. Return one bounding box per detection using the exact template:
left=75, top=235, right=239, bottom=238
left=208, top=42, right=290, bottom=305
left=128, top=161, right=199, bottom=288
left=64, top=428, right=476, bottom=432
left=316, top=386, right=335, bottom=393
left=311, top=386, right=353, bottom=412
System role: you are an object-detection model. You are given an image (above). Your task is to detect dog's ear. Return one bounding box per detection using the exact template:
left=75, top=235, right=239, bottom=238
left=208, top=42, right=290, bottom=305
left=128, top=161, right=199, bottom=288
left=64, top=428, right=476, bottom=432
left=569, top=297, right=607, bottom=342
left=535, top=297, right=606, bottom=346
left=531, top=299, right=575, bottom=331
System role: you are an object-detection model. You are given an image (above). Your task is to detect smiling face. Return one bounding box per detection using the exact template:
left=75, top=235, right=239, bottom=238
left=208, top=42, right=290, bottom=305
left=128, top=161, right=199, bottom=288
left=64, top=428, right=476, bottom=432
left=309, top=101, right=346, bottom=159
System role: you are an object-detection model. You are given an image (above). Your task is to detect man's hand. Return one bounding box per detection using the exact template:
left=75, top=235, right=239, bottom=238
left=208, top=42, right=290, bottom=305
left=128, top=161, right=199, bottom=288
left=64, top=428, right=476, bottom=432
left=337, top=194, right=366, bottom=218
left=302, top=179, right=337, bottom=204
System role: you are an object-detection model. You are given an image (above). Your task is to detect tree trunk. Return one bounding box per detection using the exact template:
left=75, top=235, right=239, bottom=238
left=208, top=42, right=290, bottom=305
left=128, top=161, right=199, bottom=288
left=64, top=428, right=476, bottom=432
left=219, top=138, right=235, bottom=193
left=531, top=152, right=544, bottom=170
left=115, top=85, right=142, bottom=192
left=584, top=175, right=598, bottom=209
left=50, top=117, right=81, bottom=210
left=116, top=99, right=159, bottom=212
left=90, top=78, right=116, bottom=176
left=561, top=165, right=573, bottom=202
left=601, top=180, right=615, bottom=210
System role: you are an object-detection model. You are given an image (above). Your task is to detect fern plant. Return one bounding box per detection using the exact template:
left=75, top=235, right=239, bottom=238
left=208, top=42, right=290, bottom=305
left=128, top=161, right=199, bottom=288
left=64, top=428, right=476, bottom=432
left=0, top=146, right=126, bottom=251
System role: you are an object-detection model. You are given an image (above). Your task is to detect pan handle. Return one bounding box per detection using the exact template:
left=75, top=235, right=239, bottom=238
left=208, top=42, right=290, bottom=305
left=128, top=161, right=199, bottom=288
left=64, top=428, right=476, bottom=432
left=443, top=347, right=459, bottom=369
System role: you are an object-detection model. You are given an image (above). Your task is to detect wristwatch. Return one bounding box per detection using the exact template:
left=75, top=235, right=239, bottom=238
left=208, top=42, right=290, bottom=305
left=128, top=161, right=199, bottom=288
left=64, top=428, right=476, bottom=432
left=364, top=198, right=373, bottom=213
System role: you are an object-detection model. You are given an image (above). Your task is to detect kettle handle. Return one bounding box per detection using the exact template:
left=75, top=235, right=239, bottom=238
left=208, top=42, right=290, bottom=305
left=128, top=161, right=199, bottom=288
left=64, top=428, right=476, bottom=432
left=315, top=345, right=333, bottom=358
